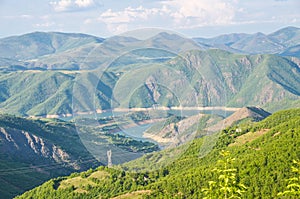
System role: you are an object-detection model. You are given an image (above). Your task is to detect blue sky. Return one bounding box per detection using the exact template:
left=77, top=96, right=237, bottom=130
left=0, top=0, right=299, bottom=38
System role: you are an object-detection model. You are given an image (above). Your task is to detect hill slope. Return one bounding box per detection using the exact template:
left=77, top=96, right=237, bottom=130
left=0, top=50, right=299, bottom=116
left=0, top=114, right=159, bottom=199
left=194, top=26, right=300, bottom=54
left=1, top=27, right=300, bottom=71
left=0, top=114, right=100, bottom=199
left=115, top=49, right=300, bottom=111
left=15, top=108, right=300, bottom=198
left=0, top=32, right=103, bottom=61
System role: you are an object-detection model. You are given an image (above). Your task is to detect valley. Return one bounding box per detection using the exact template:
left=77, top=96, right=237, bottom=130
left=14, top=108, right=300, bottom=198
left=1, top=49, right=300, bottom=117
left=0, top=26, right=299, bottom=198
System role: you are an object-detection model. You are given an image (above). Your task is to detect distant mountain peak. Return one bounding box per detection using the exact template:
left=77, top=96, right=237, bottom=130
left=254, top=32, right=266, bottom=37
left=152, top=32, right=186, bottom=41
left=206, top=107, right=271, bottom=132
left=234, top=106, right=271, bottom=121
left=107, top=35, right=141, bottom=43
left=275, top=26, right=299, bottom=32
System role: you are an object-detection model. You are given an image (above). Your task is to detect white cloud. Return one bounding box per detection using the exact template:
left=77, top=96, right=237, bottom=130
left=75, top=0, right=94, bottom=7
left=50, top=0, right=72, bottom=12
left=50, top=0, right=95, bottom=12
left=99, top=6, right=168, bottom=24
left=161, top=0, right=236, bottom=28
left=108, top=24, right=129, bottom=34
left=97, top=0, right=237, bottom=34
left=34, top=22, right=56, bottom=27
left=98, top=5, right=171, bottom=34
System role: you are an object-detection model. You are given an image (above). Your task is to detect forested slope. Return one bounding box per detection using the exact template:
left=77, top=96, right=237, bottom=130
left=16, top=108, right=300, bottom=198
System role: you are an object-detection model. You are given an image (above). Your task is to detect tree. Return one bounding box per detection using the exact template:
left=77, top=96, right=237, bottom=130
left=202, top=150, right=247, bottom=199
left=278, top=160, right=300, bottom=197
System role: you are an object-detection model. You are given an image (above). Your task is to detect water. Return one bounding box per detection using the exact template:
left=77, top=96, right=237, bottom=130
left=59, top=108, right=235, bottom=142
left=115, top=123, right=155, bottom=143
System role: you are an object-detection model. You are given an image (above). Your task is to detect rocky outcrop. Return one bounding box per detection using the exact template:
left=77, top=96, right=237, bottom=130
left=0, top=127, right=77, bottom=169
left=144, top=114, right=205, bottom=148
left=143, top=107, right=271, bottom=147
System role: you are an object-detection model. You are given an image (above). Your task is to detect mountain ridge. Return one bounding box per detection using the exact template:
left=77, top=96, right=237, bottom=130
left=0, top=49, right=299, bottom=116
left=0, top=26, right=299, bottom=199
left=1, top=26, right=300, bottom=71
left=194, top=26, right=300, bottom=55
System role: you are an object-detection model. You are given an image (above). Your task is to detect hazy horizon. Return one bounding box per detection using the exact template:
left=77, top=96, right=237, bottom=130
left=0, top=0, right=299, bottom=38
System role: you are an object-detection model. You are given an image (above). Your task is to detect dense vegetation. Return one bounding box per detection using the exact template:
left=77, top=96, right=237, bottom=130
left=1, top=27, right=300, bottom=199
left=1, top=50, right=299, bottom=117
left=0, top=114, right=159, bottom=199
left=0, top=114, right=99, bottom=199
left=1, top=28, right=300, bottom=117
left=16, top=108, right=300, bottom=198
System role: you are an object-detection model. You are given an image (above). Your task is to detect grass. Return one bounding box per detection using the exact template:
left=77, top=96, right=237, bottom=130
left=111, top=190, right=152, bottom=199
left=88, top=170, right=110, bottom=180
left=59, top=177, right=97, bottom=189
left=229, top=129, right=269, bottom=147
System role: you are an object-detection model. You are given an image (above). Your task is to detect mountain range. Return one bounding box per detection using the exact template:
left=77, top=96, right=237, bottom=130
left=0, top=26, right=299, bottom=117
left=194, top=26, right=300, bottom=56
left=0, top=27, right=300, bottom=198
left=1, top=26, right=300, bottom=71
left=0, top=49, right=299, bottom=116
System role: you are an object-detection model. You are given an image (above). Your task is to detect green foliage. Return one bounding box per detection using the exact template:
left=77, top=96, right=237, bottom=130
left=13, top=108, right=300, bottom=199
left=202, top=150, right=247, bottom=199
left=0, top=32, right=102, bottom=61
left=106, top=133, right=159, bottom=153
left=278, top=160, right=300, bottom=197
left=0, top=70, right=119, bottom=116
left=0, top=114, right=159, bottom=199
left=1, top=48, right=300, bottom=117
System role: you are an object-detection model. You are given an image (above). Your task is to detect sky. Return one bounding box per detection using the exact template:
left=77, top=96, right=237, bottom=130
left=0, top=0, right=299, bottom=38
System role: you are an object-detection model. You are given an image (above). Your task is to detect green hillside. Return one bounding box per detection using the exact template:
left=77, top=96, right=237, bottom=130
left=0, top=49, right=299, bottom=116
left=1, top=27, right=299, bottom=199
left=1, top=27, right=300, bottom=72
left=1, top=27, right=300, bottom=71
left=0, top=70, right=120, bottom=116
left=0, top=32, right=103, bottom=61
left=0, top=114, right=159, bottom=199
left=117, top=49, right=300, bottom=111
left=0, top=114, right=99, bottom=199
left=15, top=108, right=300, bottom=198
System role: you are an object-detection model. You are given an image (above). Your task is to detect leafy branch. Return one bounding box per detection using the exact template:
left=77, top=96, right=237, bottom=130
left=202, top=150, right=247, bottom=199
left=278, top=160, right=300, bottom=197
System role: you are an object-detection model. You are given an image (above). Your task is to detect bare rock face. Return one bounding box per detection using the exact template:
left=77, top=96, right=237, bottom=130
left=145, top=76, right=161, bottom=103
left=0, top=127, right=78, bottom=169
left=144, top=114, right=205, bottom=148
